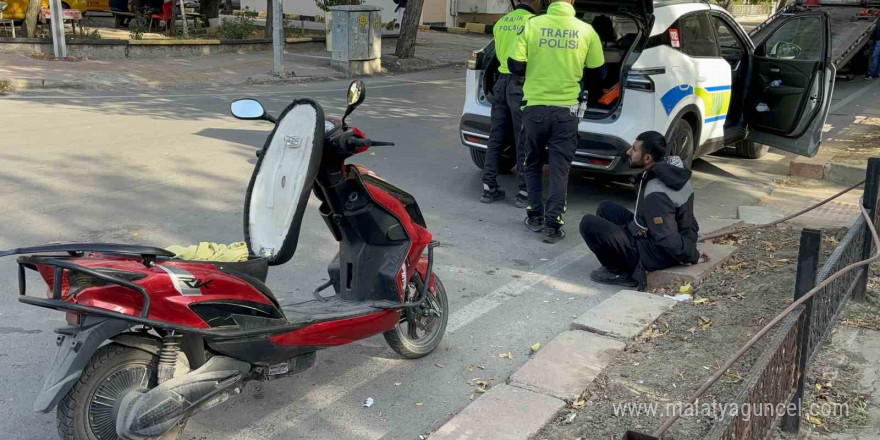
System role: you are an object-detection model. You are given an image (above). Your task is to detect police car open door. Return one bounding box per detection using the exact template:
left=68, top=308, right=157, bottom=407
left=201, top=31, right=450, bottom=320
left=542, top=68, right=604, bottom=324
left=742, top=10, right=834, bottom=158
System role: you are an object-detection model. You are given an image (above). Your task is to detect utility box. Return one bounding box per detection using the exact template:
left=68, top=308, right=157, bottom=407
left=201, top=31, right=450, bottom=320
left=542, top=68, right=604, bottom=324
left=329, top=5, right=384, bottom=75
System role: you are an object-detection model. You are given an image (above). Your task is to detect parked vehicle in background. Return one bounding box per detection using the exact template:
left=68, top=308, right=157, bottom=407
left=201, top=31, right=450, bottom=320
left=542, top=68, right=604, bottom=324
left=751, top=0, right=880, bottom=74
left=3, top=0, right=87, bottom=19
left=460, top=0, right=836, bottom=176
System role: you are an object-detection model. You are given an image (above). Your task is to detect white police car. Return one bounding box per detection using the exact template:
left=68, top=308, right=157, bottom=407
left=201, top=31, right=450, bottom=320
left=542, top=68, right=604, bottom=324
left=460, top=0, right=834, bottom=174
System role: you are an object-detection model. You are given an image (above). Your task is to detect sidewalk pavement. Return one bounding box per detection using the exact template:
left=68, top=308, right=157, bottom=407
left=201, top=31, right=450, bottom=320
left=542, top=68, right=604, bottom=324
left=789, top=78, right=880, bottom=186
left=0, top=31, right=488, bottom=91
left=796, top=295, right=880, bottom=440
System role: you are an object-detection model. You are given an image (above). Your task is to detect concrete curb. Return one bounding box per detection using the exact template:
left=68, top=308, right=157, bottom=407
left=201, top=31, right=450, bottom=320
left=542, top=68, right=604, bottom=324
left=423, top=22, right=493, bottom=35
left=789, top=151, right=867, bottom=186
left=429, top=288, right=681, bottom=439
left=571, top=290, right=678, bottom=341
left=1, top=37, right=444, bottom=92
left=1, top=78, right=103, bottom=91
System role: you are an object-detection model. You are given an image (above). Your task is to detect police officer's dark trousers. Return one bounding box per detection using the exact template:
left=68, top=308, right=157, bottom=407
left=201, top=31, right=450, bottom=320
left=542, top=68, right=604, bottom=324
left=522, top=105, right=578, bottom=228
left=579, top=201, right=640, bottom=275
left=482, top=74, right=527, bottom=194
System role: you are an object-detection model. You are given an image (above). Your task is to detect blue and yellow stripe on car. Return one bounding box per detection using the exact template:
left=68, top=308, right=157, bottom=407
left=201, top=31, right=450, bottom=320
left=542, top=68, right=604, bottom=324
left=660, top=84, right=732, bottom=123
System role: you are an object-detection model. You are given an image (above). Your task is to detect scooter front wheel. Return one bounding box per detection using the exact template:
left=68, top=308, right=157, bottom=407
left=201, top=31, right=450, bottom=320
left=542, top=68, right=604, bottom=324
left=384, top=273, right=448, bottom=359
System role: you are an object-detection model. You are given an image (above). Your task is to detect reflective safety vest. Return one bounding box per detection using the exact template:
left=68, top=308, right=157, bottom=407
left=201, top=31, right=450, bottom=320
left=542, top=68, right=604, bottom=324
left=493, top=5, right=536, bottom=75
left=511, top=2, right=605, bottom=107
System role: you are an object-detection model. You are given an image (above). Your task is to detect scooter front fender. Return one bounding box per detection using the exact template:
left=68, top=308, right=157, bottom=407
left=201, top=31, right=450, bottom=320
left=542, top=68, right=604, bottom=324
left=34, top=317, right=132, bottom=413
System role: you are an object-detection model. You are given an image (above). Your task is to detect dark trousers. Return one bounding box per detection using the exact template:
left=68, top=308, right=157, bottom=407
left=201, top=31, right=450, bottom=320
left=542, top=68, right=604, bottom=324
left=522, top=105, right=578, bottom=227
left=579, top=201, right=640, bottom=275
left=482, top=74, right=527, bottom=194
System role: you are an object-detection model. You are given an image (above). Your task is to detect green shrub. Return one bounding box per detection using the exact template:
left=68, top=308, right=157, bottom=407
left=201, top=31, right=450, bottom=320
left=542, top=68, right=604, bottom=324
left=129, top=8, right=151, bottom=40
left=218, top=15, right=257, bottom=40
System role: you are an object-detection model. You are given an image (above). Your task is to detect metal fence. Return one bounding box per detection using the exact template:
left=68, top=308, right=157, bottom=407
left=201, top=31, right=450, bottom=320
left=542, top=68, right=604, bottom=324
left=702, top=158, right=880, bottom=440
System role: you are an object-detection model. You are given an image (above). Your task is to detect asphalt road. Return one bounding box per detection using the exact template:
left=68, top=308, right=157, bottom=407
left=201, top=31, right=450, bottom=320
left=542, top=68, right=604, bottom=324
left=0, top=68, right=628, bottom=440
left=0, top=67, right=873, bottom=440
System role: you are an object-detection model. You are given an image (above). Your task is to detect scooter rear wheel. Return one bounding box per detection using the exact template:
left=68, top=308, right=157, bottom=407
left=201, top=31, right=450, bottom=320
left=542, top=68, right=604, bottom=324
left=57, top=343, right=164, bottom=440
left=384, top=273, right=448, bottom=359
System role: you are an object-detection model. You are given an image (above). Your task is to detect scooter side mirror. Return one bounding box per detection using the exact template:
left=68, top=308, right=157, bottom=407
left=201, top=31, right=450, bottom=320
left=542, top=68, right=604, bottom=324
left=342, top=80, right=365, bottom=127
left=231, top=99, right=269, bottom=121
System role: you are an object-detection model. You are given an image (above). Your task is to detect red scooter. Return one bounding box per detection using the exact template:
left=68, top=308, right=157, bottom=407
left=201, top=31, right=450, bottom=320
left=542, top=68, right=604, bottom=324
left=3, top=80, right=448, bottom=440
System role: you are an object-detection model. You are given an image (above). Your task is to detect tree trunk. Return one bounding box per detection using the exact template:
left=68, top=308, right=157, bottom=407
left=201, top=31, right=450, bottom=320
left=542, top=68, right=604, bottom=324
left=21, top=0, right=42, bottom=38
left=224, top=0, right=232, bottom=14
left=395, top=0, right=425, bottom=58
left=264, top=0, right=272, bottom=38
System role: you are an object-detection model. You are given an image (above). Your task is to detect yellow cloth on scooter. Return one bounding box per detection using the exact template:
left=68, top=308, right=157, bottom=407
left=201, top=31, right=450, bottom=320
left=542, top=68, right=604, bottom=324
left=165, top=242, right=249, bottom=262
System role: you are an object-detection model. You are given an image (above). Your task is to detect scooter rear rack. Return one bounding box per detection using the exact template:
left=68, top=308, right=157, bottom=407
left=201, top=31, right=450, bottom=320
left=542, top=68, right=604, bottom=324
left=8, top=242, right=436, bottom=339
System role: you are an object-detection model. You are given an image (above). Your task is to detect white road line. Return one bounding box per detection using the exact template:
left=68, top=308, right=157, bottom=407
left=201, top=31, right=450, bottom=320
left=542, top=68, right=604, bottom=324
left=830, top=80, right=880, bottom=114
left=446, top=244, right=590, bottom=333
left=213, top=357, right=402, bottom=440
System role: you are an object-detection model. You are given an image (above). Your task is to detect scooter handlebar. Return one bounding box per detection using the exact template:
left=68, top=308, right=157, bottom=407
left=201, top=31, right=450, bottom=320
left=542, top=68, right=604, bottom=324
left=370, top=141, right=395, bottom=147
left=344, top=138, right=396, bottom=150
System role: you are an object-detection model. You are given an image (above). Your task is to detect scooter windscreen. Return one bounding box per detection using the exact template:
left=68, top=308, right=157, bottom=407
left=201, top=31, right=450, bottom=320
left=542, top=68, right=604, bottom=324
left=244, top=99, right=325, bottom=266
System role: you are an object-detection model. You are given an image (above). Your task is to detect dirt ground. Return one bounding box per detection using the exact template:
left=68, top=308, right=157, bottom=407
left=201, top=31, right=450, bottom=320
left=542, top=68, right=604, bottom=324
left=538, top=226, right=849, bottom=440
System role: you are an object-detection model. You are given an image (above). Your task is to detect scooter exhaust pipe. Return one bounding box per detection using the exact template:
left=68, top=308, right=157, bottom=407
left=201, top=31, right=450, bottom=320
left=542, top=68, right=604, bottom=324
left=116, top=356, right=250, bottom=440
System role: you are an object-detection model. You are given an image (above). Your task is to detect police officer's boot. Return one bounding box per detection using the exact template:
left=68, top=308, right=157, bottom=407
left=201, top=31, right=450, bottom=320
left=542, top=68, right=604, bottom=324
left=542, top=219, right=565, bottom=244
left=524, top=207, right=544, bottom=232
left=480, top=185, right=506, bottom=204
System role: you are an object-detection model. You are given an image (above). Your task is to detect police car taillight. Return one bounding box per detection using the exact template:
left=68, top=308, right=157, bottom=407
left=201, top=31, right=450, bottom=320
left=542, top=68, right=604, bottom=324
left=467, top=50, right=484, bottom=70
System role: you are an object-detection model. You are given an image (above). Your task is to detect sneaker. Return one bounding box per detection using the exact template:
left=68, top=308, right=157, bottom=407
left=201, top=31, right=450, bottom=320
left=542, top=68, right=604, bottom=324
left=524, top=212, right=544, bottom=232
left=590, top=267, right=639, bottom=287
left=514, top=192, right=529, bottom=209
left=542, top=226, right=565, bottom=244
left=480, top=188, right=505, bottom=204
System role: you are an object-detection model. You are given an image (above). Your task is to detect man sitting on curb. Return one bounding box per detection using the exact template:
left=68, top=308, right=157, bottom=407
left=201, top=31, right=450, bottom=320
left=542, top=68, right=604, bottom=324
left=579, top=131, right=708, bottom=290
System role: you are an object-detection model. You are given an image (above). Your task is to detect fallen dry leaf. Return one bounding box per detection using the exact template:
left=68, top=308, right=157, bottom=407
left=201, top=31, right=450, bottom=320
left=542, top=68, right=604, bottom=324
left=499, top=352, right=513, bottom=359
left=572, top=397, right=587, bottom=409
left=530, top=343, right=542, bottom=352
left=699, top=316, right=713, bottom=329
left=693, top=298, right=709, bottom=305
left=395, top=382, right=402, bottom=386
left=472, top=379, right=491, bottom=387
left=475, top=386, right=487, bottom=394
left=808, top=416, right=823, bottom=426
left=679, top=283, right=693, bottom=295
left=416, top=402, right=424, bottom=407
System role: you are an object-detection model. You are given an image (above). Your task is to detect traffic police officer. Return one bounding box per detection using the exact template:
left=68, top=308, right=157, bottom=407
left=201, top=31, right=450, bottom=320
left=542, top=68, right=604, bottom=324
left=508, top=0, right=605, bottom=243
left=480, top=0, right=543, bottom=207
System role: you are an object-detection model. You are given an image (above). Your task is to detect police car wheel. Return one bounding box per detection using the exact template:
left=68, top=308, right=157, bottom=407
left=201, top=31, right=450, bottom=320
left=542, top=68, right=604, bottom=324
left=470, top=148, right=487, bottom=169
left=469, top=149, right=515, bottom=173
left=734, top=140, right=768, bottom=159
left=669, top=119, right=695, bottom=169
